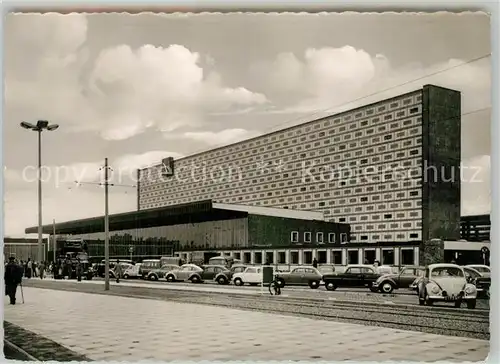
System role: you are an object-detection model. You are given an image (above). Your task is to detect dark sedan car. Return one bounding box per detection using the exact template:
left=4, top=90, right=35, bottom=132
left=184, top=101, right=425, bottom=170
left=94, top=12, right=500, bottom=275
left=276, top=266, right=322, bottom=289
left=323, top=265, right=381, bottom=291
left=371, top=266, right=425, bottom=294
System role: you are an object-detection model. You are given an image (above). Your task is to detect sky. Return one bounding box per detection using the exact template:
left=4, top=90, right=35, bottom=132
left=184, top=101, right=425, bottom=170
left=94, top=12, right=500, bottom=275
left=3, top=11, right=491, bottom=237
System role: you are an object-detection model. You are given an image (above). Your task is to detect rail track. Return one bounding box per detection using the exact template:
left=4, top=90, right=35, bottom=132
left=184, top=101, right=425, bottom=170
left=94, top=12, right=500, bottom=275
left=22, top=280, right=490, bottom=340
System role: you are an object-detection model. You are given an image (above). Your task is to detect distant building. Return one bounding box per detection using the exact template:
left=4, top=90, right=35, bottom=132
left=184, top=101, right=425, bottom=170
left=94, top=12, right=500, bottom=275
left=3, top=237, right=47, bottom=262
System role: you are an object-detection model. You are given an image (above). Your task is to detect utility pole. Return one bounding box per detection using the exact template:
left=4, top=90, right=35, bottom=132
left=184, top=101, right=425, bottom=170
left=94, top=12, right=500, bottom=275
left=72, top=158, right=135, bottom=291
left=52, top=219, right=56, bottom=262
left=104, top=157, right=110, bottom=291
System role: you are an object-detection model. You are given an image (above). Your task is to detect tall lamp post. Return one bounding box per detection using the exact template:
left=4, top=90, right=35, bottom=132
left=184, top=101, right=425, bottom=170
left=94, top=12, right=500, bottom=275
left=20, top=120, right=59, bottom=263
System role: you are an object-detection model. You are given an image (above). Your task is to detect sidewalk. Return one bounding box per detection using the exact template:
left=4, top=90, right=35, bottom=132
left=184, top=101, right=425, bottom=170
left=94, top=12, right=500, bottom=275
left=4, top=287, right=489, bottom=361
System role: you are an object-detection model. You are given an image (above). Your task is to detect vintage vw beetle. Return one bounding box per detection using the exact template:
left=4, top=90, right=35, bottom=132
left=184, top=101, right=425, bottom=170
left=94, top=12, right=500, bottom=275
left=418, top=263, right=477, bottom=309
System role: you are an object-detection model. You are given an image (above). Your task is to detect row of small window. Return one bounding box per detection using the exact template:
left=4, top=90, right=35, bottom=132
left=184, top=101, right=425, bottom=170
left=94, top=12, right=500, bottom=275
left=139, top=126, right=423, bottom=187
left=140, top=183, right=423, bottom=209
left=290, top=231, right=348, bottom=244
left=325, top=207, right=422, bottom=220
left=348, top=219, right=421, bottom=231
left=140, top=155, right=423, bottom=202
left=171, top=95, right=421, bottom=167
left=349, top=231, right=421, bottom=242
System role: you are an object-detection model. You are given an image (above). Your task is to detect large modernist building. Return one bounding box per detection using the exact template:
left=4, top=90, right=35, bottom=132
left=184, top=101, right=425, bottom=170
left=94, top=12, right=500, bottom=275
left=26, top=84, right=474, bottom=267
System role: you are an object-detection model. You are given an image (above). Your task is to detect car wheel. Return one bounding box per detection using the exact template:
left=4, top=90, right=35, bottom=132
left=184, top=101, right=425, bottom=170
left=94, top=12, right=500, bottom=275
left=191, top=275, right=200, bottom=283
left=380, top=282, right=394, bottom=294
left=325, top=282, right=337, bottom=291
left=454, top=300, right=462, bottom=308
left=467, top=299, right=476, bottom=309
left=123, top=274, right=129, bottom=279
left=166, top=274, right=175, bottom=282
left=234, top=278, right=243, bottom=286
left=217, top=276, right=227, bottom=285
left=308, top=280, right=319, bottom=289
left=277, top=278, right=285, bottom=288
left=151, top=274, right=159, bottom=281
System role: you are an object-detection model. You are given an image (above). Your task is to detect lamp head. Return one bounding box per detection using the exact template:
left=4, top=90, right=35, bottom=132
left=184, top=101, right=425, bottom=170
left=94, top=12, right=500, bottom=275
left=20, top=121, right=36, bottom=130
left=47, top=124, right=59, bottom=131
left=36, top=120, right=49, bottom=129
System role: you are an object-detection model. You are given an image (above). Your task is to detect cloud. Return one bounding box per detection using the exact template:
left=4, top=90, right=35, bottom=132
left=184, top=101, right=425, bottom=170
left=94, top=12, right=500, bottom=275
left=5, top=14, right=268, bottom=141
left=164, top=128, right=261, bottom=147
left=461, top=155, right=490, bottom=216
left=254, top=46, right=490, bottom=118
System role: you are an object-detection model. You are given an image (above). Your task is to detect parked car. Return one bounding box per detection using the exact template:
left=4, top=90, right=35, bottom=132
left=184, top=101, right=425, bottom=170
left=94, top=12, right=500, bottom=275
left=323, top=264, right=380, bottom=291
left=371, top=266, right=425, bottom=294
left=138, top=259, right=161, bottom=279
left=187, top=265, right=232, bottom=284
left=96, top=259, right=133, bottom=277
left=109, top=262, right=133, bottom=278
left=165, top=264, right=204, bottom=283
left=208, top=256, right=242, bottom=268
left=463, top=266, right=490, bottom=298
left=123, top=263, right=142, bottom=279
left=465, top=265, right=490, bottom=278
left=276, top=266, right=322, bottom=289
left=233, top=266, right=262, bottom=286
left=146, top=264, right=179, bottom=281
left=417, top=264, right=477, bottom=309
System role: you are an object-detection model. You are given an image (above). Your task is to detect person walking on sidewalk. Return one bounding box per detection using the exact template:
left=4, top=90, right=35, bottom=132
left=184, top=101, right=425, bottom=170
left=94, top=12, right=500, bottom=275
left=76, top=259, right=82, bottom=282
left=114, top=260, right=123, bottom=283
left=33, top=261, right=38, bottom=278
left=5, top=256, right=23, bottom=305
left=39, top=261, right=45, bottom=280
left=25, top=258, right=32, bottom=279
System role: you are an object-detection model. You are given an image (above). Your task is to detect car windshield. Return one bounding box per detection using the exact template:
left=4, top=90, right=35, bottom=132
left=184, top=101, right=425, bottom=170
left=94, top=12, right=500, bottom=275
left=464, top=268, right=481, bottom=278
left=472, top=266, right=490, bottom=273
left=431, top=267, right=464, bottom=277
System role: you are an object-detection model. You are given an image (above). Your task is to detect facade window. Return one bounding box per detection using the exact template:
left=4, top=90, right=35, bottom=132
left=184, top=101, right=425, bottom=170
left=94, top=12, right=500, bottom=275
left=290, top=251, right=299, bottom=264
left=304, top=232, right=312, bottom=243
left=278, top=251, right=286, bottom=264
left=348, top=250, right=359, bottom=264
left=382, top=249, right=395, bottom=265
left=409, top=233, right=419, bottom=239
left=332, top=251, right=342, bottom=265
left=340, top=233, right=348, bottom=243
left=316, top=232, right=324, bottom=244
left=290, top=231, right=299, bottom=243
left=328, top=233, right=336, bottom=244
left=401, top=249, right=415, bottom=265
left=304, top=251, right=313, bottom=264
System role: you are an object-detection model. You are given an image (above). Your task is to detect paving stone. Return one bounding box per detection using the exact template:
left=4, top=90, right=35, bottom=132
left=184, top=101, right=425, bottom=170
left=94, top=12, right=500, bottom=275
left=4, top=287, right=490, bottom=361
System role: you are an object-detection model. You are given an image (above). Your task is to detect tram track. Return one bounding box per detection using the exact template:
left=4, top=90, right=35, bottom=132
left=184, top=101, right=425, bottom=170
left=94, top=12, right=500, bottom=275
left=22, top=280, right=490, bottom=340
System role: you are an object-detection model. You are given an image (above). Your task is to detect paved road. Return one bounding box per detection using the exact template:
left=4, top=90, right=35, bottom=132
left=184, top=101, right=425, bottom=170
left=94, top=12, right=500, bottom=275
left=4, top=286, right=489, bottom=362
left=22, top=278, right=490, bottom=340
left=38, top=276, right=489, bottom=309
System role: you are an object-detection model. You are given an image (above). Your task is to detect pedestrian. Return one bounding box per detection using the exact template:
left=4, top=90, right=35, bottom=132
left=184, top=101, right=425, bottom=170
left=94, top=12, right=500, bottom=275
left=33, top=261, right=38, bottom=278
left=4, top=256, right=23, bottom=305
left=312, top=258, right=318, bottom=268
left=39, top=261, right=45, bottom=280
left=26, top=258, right=32, bottom=279
left=114, top=260, right=123, bottom=283
left=76, top=259, right=82, bottom=282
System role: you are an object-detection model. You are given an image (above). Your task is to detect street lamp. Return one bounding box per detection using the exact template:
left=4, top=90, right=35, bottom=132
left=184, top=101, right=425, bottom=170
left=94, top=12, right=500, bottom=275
left=20, top=120, right=59, bottom=263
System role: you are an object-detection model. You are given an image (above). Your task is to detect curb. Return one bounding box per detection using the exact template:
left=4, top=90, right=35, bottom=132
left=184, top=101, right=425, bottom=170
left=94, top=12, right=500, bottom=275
left=4, top=339, right=39, bottom=361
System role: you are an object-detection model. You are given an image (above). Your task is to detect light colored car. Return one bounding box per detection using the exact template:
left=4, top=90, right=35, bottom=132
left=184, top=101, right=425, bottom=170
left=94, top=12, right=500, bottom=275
left=147, top=264, right=179, bottom=281
left=276, top=266, right=322, bottom=289
left=465, top=265, right=490, bottom=278
left=110, top=263, right=132, bottom=279
left=418, top=264, right=477, bottom=309
left=123, top=263, right=141, bottom=279
left=165, top=264, right=203, bottom=283
left=233, top=267, right=262, bottom=286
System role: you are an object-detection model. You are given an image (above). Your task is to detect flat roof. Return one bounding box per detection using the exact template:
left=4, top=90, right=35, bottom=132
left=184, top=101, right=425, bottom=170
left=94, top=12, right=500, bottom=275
left=25, top=200, right=329, bottom=235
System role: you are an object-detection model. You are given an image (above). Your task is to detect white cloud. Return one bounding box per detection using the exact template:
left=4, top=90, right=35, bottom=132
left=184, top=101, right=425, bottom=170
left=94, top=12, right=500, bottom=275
left=164, top=128, right=261, bottom=147
left=256, top=46, right=490, bottom=119
left=461, top=155, right=490, bottom=216
left=5, top=14, right=268, bottom=141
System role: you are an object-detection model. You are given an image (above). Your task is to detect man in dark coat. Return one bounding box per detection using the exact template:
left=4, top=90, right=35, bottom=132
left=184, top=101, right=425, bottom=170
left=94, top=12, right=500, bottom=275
left=312, top=258, right=318, bottom=269
left=5, top=256, right=23, bottom=305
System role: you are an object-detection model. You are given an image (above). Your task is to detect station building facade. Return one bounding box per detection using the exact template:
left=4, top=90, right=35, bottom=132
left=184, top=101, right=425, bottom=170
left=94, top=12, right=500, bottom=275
left=26, top=200, right=353, bottom=266
left=136, top=84, right=462, bottom=264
